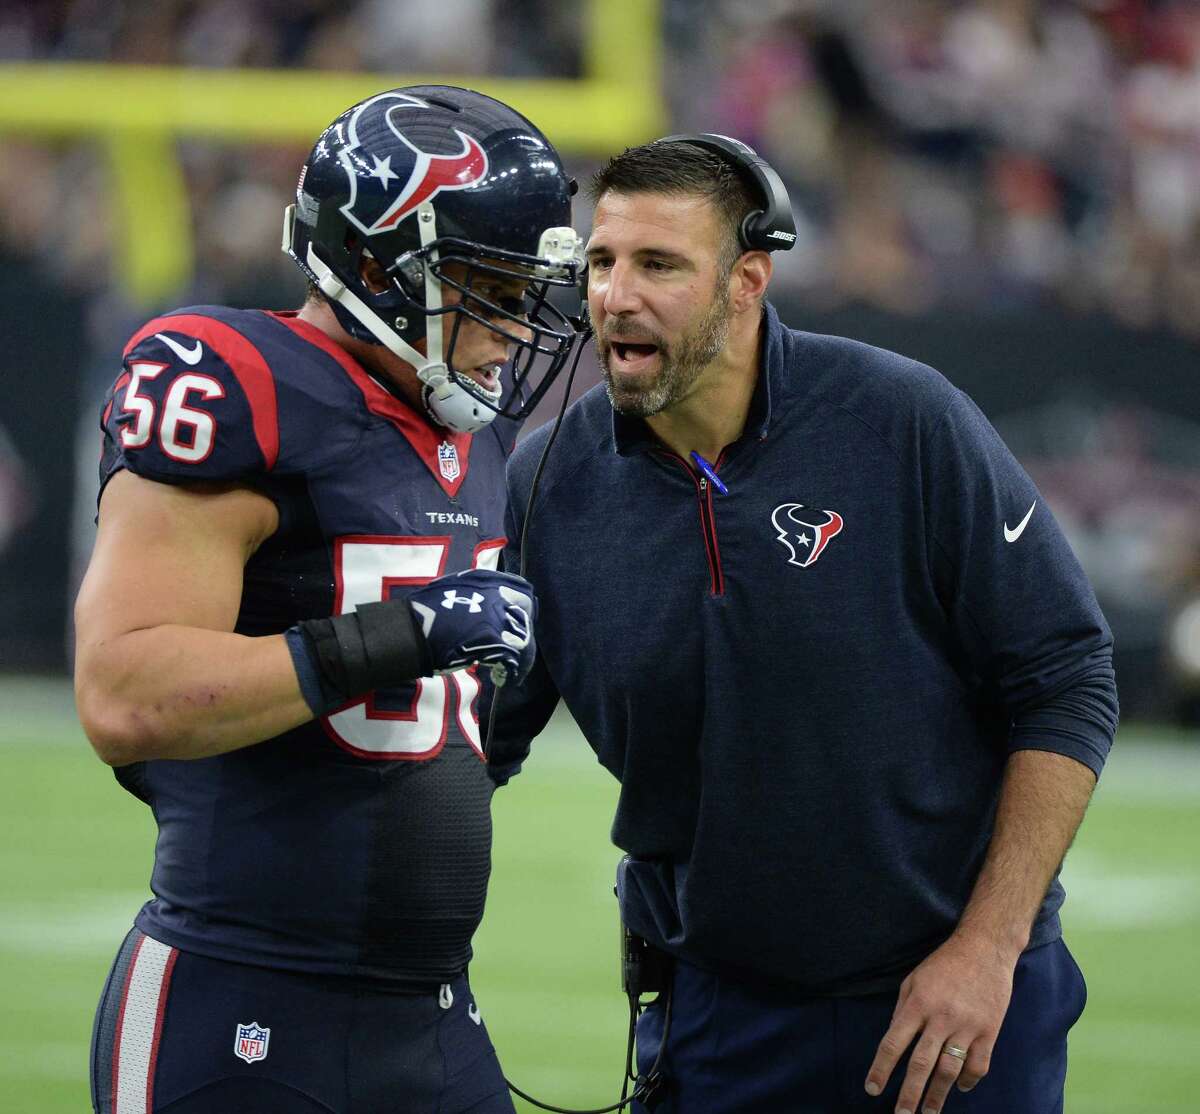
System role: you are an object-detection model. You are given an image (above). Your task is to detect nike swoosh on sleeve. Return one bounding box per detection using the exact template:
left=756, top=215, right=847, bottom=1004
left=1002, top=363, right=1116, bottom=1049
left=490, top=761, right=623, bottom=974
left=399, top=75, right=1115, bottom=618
left=155, top=332, right=204, bottom=365
left=1003, top=501, right=1037, bottom=543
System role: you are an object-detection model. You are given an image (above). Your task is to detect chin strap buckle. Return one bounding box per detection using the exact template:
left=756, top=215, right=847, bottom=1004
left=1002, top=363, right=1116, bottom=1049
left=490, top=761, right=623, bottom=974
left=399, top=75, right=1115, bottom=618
left=416, top=362, right=453, bottom=399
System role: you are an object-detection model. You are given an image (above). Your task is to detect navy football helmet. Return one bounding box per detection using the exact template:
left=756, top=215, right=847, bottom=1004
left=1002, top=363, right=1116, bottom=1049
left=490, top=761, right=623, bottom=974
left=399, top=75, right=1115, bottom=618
left=283, top=86, right=584, bottom=432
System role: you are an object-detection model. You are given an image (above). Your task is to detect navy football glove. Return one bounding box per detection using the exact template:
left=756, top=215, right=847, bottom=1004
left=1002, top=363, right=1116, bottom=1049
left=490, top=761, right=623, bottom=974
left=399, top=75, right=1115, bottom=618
left=286, top=569, right=537, bottom=717
left=408, top=569, right=537, bottom=686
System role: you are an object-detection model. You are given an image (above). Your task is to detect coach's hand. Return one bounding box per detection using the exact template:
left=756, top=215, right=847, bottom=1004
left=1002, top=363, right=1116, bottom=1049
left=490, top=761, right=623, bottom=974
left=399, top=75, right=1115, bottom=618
left=863, top=929, right=1017, bottom=1114
left=409, top=569, right=537, bottom=685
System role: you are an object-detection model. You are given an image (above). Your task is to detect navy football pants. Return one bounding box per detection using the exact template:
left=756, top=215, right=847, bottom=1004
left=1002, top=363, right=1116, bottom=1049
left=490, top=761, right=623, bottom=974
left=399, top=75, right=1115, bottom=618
left=91, top=928, right=514, bottom=1114
left=634, top=938, right=1087, bottom=1114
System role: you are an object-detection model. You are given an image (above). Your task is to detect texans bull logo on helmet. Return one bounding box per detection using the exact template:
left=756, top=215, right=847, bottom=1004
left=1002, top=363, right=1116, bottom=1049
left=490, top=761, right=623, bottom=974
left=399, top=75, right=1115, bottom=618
left=771, top=503, right=844, bottom=568
left=336, top=92, right=490, bottom=236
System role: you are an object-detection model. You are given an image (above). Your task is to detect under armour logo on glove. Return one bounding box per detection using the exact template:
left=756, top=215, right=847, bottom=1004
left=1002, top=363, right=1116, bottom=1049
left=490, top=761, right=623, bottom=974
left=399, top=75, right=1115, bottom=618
left=441, top=590, right=484, bottom=612
left=409, top=569, right=538, bottom=685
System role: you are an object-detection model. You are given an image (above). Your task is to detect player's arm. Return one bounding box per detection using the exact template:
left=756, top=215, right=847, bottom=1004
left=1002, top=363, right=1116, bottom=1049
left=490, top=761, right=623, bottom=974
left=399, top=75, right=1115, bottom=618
left=74, top=469, right=309, bottom=764
left=76, top=470, right=541, bottom=766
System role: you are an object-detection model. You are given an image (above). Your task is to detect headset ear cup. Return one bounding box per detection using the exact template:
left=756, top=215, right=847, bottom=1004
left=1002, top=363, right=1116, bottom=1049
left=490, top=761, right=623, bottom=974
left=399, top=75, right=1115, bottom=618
left=657, top=132, right=796, bottom=253
left=740, top=210, right=765, bottom=252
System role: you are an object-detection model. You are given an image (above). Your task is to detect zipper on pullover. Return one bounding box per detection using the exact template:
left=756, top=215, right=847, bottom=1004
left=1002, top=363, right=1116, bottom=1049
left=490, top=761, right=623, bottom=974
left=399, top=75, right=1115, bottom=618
left=696, top=473, right=725, bottom=596
left=658, top=451, right=726, bottom=597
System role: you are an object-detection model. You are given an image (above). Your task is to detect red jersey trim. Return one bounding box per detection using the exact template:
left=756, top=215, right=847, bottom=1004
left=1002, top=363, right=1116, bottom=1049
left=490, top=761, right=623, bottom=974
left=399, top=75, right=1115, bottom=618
left=125, top=314, right=280, bottom=470
left=268, top=312, right=472, bottom=499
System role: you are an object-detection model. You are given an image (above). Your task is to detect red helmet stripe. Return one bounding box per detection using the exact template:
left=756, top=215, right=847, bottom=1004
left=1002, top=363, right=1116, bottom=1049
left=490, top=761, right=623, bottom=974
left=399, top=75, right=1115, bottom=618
left=372, top=135, right=488, bottom=232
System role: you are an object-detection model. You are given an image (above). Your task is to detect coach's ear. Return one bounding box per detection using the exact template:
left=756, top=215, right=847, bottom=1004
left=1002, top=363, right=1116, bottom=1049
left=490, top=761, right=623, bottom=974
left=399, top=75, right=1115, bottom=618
left=731, top=251, right=771, bottom=314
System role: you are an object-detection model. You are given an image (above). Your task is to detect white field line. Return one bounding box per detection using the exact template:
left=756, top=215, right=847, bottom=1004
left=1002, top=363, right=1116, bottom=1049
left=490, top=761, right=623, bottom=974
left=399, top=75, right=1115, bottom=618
left=1073, top=1018, right=1200, bottom=1069
left=1061, top=851, right=1200, bottom=930
left=1064, top=1096, right=1195, bottom=1114
left=0, top=893, right=146, bottom=956
left=0, top=676, right=82, bottom=742
left=1094, top=739, right=1200, bottom=802
left=0, top=1040, right=84, bottom=1081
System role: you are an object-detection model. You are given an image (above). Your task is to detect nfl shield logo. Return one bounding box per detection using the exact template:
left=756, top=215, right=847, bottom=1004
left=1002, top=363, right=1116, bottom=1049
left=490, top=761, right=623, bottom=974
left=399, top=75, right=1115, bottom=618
left=234, top=1021, right=270, bottom=1064
left=438, top=441, right=461, bottom=482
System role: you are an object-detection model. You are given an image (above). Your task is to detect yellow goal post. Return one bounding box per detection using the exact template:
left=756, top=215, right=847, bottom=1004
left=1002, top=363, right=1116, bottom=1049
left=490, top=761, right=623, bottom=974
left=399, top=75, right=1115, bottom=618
left=0, top=0, right=664, bottom=304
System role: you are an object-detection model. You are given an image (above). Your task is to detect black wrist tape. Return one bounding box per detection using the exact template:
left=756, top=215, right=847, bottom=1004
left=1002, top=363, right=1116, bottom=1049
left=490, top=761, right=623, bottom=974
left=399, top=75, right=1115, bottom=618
left=296, top=599, right=432, bottom=708
left=356, top=599, right=434, bottom=683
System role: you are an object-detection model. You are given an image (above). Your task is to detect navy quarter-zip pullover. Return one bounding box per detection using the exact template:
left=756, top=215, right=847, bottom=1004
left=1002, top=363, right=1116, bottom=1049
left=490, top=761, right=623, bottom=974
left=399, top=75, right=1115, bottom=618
left=494, top=301, right=1118, bottom=995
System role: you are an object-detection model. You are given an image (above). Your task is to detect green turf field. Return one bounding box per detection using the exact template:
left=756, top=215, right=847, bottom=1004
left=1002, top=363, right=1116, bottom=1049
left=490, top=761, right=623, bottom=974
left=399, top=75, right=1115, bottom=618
left=2, top=676, right=1197, bottom=1112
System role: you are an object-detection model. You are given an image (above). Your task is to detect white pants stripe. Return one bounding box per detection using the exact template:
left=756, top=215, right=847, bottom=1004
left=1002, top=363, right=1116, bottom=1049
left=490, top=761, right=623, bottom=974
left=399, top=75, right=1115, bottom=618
left=112, top=934, right=177, bottom=1114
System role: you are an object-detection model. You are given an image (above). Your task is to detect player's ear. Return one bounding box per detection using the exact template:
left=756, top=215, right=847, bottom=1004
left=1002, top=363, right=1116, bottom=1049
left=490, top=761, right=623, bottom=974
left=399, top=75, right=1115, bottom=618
left=358, top=254, right=390, bottom=295
left=731, top=250, right=771, bottom=313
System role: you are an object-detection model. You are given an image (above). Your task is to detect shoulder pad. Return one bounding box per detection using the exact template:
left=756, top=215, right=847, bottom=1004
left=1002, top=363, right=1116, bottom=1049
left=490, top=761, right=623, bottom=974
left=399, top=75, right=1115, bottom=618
left=102, top=311, right=280, bottom=485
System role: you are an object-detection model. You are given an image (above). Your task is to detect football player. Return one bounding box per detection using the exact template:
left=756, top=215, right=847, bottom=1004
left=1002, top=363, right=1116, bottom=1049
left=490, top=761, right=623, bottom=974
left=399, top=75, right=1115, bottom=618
left=75, top=86, right=583, bottom=1114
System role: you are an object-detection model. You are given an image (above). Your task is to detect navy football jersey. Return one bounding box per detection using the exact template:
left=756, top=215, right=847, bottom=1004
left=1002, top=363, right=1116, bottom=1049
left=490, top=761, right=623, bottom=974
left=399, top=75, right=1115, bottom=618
left=98, top=306, right=516, bottom=984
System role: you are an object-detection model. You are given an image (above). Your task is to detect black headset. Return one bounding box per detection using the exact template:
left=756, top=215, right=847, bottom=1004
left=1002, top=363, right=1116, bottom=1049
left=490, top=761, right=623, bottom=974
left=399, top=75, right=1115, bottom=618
left=657, top=132, right=797, bottom=253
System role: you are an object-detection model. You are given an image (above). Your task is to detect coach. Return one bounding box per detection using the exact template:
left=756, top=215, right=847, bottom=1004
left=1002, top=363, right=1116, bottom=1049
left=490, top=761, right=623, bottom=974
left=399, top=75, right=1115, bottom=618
left=491, top=136, right=1117, bottom=1114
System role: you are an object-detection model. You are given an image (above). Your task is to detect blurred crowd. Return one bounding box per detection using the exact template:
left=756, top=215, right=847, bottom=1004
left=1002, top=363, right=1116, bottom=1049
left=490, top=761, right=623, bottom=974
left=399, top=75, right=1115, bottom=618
left=0, top=0, right=580, bottom=76
left=2, top=0, right=1200, bottom=339
left=678, top=0, right=1200, bottom=336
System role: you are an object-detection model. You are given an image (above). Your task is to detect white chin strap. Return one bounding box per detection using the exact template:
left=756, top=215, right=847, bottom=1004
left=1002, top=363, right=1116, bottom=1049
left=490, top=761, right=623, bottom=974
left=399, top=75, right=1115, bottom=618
left=291, top=200, right=499, bottom=434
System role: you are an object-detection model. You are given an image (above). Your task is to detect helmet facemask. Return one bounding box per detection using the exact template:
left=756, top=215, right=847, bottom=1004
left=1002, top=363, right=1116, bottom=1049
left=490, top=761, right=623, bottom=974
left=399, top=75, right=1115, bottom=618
left=407, top=232, right=583, bottom=431
left=287, top=201, right=582, bottom=434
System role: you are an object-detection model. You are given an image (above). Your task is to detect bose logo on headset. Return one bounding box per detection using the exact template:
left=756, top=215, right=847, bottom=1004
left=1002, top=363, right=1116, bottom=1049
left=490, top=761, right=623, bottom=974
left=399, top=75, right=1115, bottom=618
left=656, top=132, right=798, bottom=254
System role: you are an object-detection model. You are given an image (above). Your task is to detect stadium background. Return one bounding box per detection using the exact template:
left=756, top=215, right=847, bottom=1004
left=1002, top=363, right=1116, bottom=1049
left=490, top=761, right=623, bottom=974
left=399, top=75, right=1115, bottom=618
left=0, top=1, right=1197, bottom=1109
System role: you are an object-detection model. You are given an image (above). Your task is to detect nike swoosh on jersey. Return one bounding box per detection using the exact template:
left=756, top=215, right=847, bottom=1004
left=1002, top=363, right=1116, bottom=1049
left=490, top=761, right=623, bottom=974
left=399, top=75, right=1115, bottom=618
left=155, top=332, right=203, bottom=365
left=1004, top=501, right=1037, bottom=543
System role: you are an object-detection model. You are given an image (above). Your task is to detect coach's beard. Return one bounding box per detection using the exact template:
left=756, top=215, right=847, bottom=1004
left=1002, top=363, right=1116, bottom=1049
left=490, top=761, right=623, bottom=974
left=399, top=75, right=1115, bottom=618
left=600, top=286, right=731, bottom=418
